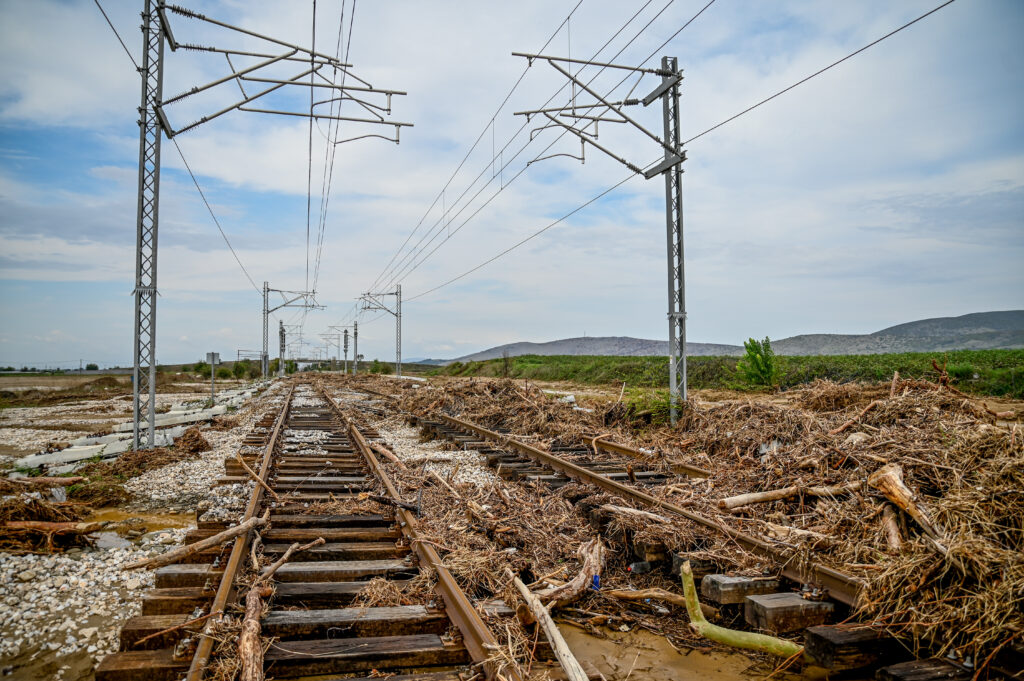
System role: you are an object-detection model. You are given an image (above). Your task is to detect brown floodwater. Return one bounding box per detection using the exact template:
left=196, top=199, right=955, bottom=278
left=557, top=624, right=834, bottom=680
left=85, top=508, right=194, bottom=532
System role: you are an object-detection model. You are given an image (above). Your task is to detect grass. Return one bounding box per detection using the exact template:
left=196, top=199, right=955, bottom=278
left=430, top=349, right=1024, bottom=399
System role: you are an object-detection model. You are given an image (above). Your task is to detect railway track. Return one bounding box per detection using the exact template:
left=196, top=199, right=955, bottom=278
left=351, top=382, right=863, bottom=608
left=95, top=381, right=525, bottom=681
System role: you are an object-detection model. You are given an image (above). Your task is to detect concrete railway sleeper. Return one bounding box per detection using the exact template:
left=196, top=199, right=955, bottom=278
left=93, top=381, right=535, bottom=681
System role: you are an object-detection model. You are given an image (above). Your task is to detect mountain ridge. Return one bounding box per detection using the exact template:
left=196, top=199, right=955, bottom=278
left=444, top=310, right=1024, bottom=363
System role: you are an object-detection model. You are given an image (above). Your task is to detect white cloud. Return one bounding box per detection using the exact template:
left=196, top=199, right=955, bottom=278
left=0, top=0, right=1022, bottom=364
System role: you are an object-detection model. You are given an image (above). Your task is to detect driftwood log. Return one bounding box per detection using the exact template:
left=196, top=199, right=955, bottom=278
left=604, top=587, right=719, bottom=621
left=680, top=561, right=803, bottom=658
left=881, top=504, right=903, bottom=551
left=7, top=476, right=85, bottom=487
left=718, top=481, right=860, bottom=510
left=125, top=511, right=269, bottom=570
left=370, top=442, right=407, bottom=469
left=239, top=585, right=272, bottom=681
left=240, top=537, right=325, bottom=681
left=506, top=569, right=587, bottom=681
left=868, top=464, right=946, bottom=554
left=599, top=504, right=672, bottom=524
left=2, top=520, right=104, bottom=533
left=536, top=538, right=605, bottom=609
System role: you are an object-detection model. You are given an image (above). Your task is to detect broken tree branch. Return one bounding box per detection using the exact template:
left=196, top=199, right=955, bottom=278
left=868, top=464, right=947, bottom=555
left=536, top=538, right=605, bottom=609
left=506, top=568, right=588, bottom=681
left=371, top=442, right=407, bottom=469
left=718, top=481, right=860, bottom=510
left=599, top=504, right=672, bottom=524
left=605, top=587, right=719, bottom=621
left=239, top=583, right=273, bottom=681
left=359, top=492, right=418, bottom=512
left=881, top=503, right=903, bottom=551
left=235, top=454, right=280, bottom=502
left=829, top=400, right=882, bottom=435
left=680, top=561, right=804, bottom=659
left=8, top=476, right=85, bottom=487
left=125, top=510, right=270, bottom=570
left=260, top=537, right=326, bottom=582
left=2, top=520, right=104, bottom=533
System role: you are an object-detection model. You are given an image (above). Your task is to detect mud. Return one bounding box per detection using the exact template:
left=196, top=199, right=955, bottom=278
left=558, top=624, right=837, bottom=680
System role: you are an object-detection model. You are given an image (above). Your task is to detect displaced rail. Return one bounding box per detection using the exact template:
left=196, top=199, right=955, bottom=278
left=353, top=381, right=864, bottom=608
left=422, top=412, right=864, bottom=607
left=95, top=380, right=519, bottom=681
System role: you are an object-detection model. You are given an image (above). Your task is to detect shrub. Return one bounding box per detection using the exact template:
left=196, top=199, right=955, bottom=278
left=736, top=337, right=779, bottom=387
left=193, top=362, right=210, bottom=377
left=233, top=360, right=250, bottom=378
left=85, top=363, right=99, bottom=371
left=216, top=367, right=232, bottom=379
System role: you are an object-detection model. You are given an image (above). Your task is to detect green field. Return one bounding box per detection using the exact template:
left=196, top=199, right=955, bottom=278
left=430, top=349, right=1024, bottom=399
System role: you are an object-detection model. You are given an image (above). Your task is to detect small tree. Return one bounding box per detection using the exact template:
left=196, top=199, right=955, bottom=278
left=193, top=361, right=210, bottom=377
left=85, top=363, right=99, bottom=371
left=216, top=367, right=232, bottom=379
left=233, top=360, right=249, bottom=378
left=285, top=360, right=297, bottom=374
left=501, top=349, right=512, bottom=378
left=737, top=337, right=779, bottom=387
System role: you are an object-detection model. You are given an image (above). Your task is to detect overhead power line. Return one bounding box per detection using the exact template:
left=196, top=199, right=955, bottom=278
left=365, top=0, right=588, bottom=294
left=405, top=0, right=957, bottom=302
left=374, top=0, right=682, bottom=293
left=94, top=0, right=139, bottom=69
left=685, top=0, right=957, bottom=145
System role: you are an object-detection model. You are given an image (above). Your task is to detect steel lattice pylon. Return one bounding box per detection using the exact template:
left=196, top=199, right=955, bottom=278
left=660, top=56, right=687, bottom=421
left=128, top=2, right=410, bottom=449
left=132, top=0, right=166, bottom=450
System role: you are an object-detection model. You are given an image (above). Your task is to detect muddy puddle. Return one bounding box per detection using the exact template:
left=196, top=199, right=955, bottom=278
left=558, top=623, right=846, bottom=680
left=86, top=509, right=194, bottom=534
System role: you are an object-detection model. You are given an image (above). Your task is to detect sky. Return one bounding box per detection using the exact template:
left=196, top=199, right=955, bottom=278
left=0, top=0, right=1022, bottom=368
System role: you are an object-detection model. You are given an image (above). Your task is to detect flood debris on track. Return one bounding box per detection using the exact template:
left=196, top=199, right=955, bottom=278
left=96, top=380, right=590, bottom=681
left=342, top=372, right=1023, bottom=678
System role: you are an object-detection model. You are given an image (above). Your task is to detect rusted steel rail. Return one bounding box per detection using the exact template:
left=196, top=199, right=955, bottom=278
left=436, top=413, right=864, bottom=607
left=186, top=383, right=296, bottom=680
left=320, top=387, right=520, bottom=681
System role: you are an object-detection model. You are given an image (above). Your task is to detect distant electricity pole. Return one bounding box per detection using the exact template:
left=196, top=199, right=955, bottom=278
left=319, top=331, right=342, bottom=370
left=360, top=286, right=401, bottom=377
left=343, top=328, right=349, bottom=373
left=278, top=321, right=286, bottom=377
left=515, top=53, right=687, bottom=423
left=263, top=283, right=323, bottom=378
left=328, top=325, right=353, bottom=373
left=129, top=1, right=412, bottom=449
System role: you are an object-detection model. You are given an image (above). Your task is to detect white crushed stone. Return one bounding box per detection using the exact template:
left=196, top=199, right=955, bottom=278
left=0, top=526, right=189, bottom=671
left=0, top=428, right=83, bottom=454
left=123, top=386, right=282, bottom=511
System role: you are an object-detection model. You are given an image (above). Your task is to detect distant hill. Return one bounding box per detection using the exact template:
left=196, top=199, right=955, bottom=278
left=447, top=310, right=1024, bottom=362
